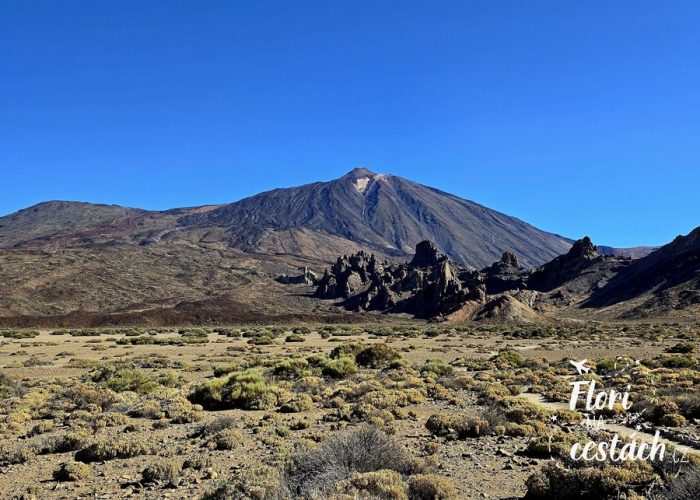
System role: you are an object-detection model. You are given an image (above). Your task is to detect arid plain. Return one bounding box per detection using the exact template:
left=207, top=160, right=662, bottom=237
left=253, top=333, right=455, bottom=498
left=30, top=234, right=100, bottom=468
left=2, top=321, right=699, bottom=499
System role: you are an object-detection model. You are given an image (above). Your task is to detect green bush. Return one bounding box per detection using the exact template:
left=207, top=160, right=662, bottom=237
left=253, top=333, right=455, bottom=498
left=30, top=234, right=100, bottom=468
left=660, top=355, right=695, bottom=368
left=356, top=344, right=401, bottom=368
left=222, top=369, right=277, bottom=410
left=75, top=437, right=153, bottom=463
left=408, top=474, right=457, bottom=499
left=0, top=330, right=40, bottom=339
left=595, top=358, right=617, bottom=373
left=525, top=461, right=654, bottom=499
left=248, top=335, right=274, bottom=345
left=666, top=342, right=696, bottom=354
left=659, top=413, right=686, bottom=427
left=53, top=461, right=91, bottom=482
left=273, top=359, right=312, bottom=380
left=322, top=357, right=358, bottom=379
left=212, top=429, right=244, bottom=450
left=330, top=342, right=365, bottom=359
left=190, top=369, right=277, bottom=410
left=420, top=359, right=453, bottom=377
left=89, top=362, right=159, bottom=394
left=280, top=394, right=313, bottom=413
left=495, top=350, right=524, bottom=367
left=142, top=459, right=183, bottom=485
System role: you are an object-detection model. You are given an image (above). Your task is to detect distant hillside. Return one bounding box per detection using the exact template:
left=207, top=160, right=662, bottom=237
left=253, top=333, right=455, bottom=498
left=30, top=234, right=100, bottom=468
left=597, top=245, right=657, bottom=259
left=0, top=168, right=572, bottom=269
left=585, top=227, right=700, bottom=317
left=0, top=201, right=140, bottom=248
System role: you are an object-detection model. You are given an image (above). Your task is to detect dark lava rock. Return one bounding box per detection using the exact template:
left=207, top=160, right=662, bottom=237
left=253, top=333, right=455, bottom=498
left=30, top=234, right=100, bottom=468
left=410, top=240, right=446, bottom=267
left=528, top=236, right=604, bottom=292
left=275, top=267, right=318, bottom=285
left=316, top=240, right=484, bottom=318
left=482, top=251, right=530, bottom=294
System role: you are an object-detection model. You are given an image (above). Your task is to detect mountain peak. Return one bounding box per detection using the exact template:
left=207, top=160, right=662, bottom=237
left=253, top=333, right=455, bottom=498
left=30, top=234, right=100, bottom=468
left=342, top=167, right=378, bottom=179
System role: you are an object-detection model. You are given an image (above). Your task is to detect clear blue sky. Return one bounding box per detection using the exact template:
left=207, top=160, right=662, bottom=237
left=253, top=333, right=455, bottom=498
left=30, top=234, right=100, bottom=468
left=2, top=1, right=698, bottom=247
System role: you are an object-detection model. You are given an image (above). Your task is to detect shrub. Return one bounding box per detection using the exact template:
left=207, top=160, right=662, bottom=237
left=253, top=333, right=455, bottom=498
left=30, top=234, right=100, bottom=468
left=524, top=433, right=578, bottom=459
left=0, top=443, right=34, bottom=465
left=0, top=372, right=23, bottom=398
left=0, top=330, right=40, bottom=339
left=653, top=401, right=681, bottom=421
left=336, top=470, right=408, bottom=498
left=75, top=436, right=153, bottom=463
left=660, top=355, right=695, bottom=369
left=23, top=355, right=52, bottom=367
left=420, top=359, right=453, bottom=377
left=425, top=413, right=490, bottom=439
left=40, top=429, right=92, bottom=454
left=248, top=335, right=274, bottom=345
left=330, top=342, right=365, bottom=360
left=280, top=394, right=313, bottom=413
left=64, top=384, right=120, bottom=410
left=189, top=377, right=226, bottom=408
left=183, top=454, right=213, bottom=471
left=408, top=474, right=457, bottom=499
left=596, top=359, right=617, bottom=373
left=496, top=350, right=524, bottom=367
left=90, top=362, right=158, bottom=394
left=284, top=425, right=422, bottom=497
left=525, top=461, right=654, bottom=498
left=666, top=342, right=696, bottom=354
left=158, top=370, right=184, bottom=388
left=195, top=416, right=238, bottom=438
left=165, top=397, right=202, bottom=423
left=202, top=465, right=287, bottom=500
left=53, top=461, right=91, bottom=482
left=212, top=429, right=244, bottom=451
left=27, top=420, right=54, bottom=437
left=274, top=359, right=312, bottom=380
left=93, top=412, right=129, bottom=429
left=142, top=459, right=183, bottom=486
left=660, top=465, right=700, bottom=500
left=191, top=369, right=277, bottom=410
left=356, top=344, right=401, bottom=369
left=322, top=357, right=358, bottom=379
left=659, top=413, right=686, bottom=427
left=213, top=363, right=240, bottom=377
left=129, top=400, right=164, bottom=419
left=222, top=369, right=277, bottom=410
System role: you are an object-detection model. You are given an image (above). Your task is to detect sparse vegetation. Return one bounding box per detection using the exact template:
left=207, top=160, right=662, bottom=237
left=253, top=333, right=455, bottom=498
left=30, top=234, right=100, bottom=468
left=53, top=461, right=91, bottom=482
left=0, top=322, right=698, bottom=498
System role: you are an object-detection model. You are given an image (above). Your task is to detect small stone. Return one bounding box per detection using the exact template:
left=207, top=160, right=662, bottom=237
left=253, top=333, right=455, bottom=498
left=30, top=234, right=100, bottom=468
left=203, top=468, right=218, bottom=480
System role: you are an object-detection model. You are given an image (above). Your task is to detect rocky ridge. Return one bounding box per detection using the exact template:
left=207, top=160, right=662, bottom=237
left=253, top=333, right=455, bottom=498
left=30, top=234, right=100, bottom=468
left=315, top=237, right=634, bottom=321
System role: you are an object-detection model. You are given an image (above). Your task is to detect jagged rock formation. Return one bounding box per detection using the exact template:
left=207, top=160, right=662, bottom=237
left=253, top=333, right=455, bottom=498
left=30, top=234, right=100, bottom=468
left=316, top=236, right=652, bottom=322
left=482, top=251, right=530, bottom=294
left=527, top=237, right=604, bottom=292
left=315, top=241, right=484, bottom=318
left=275, top=267, right=318, bottom=285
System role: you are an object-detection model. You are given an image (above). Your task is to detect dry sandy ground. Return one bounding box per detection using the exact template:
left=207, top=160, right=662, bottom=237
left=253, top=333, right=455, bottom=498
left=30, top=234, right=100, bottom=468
left=0, top=324, right=696, bottom=499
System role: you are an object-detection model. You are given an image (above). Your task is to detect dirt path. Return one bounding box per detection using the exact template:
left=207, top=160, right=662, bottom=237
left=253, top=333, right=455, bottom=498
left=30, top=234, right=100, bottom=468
left=519, top=392, right=700, bottom=458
